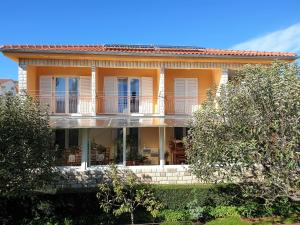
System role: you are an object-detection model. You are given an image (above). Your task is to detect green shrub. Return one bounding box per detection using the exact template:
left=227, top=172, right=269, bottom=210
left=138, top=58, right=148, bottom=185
left=160, top=209, right=189, bottom=222
left=186, top=198, right=212, bottom=221
left=209, top=206, right=240, bottom=218
left=205, top=216, right=251, bottom=225
left=152, top=183, right=239, bottom=211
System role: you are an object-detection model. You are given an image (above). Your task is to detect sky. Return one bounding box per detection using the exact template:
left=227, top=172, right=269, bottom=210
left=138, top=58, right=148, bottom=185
left=1, top=0, right=300, bottom=80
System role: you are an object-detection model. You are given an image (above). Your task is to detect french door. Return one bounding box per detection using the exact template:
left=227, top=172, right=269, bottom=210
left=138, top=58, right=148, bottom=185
left=118, top=78, right=140, bottom=113
left=55, top=77, right=79, bottom=114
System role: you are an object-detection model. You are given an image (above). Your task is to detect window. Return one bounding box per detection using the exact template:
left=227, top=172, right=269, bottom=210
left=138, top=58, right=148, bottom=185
left=55, top=77, right=79, bottom=113
left=118, top=78, right=140, bottom=113
left=54, top=129, right=79, bottom=149
left=69, top=129, right=79, bottom=147
left=55, top=129, right=65, bottom=149
left=174, top=127, right=188, bottom=140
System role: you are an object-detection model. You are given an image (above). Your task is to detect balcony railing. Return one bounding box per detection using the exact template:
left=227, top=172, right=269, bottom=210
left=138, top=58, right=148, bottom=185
left=30, top=91, right=199, bottom=115
left=165, top=95, right=199, bottom=115
left=96, top=95, right=155, bottom=114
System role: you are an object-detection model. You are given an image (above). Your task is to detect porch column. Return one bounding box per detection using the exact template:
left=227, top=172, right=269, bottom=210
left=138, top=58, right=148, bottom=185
left=158, top=67, right=165, bottom=116
left=80, top=128, right=89, bottom=170
left=91, top=64, right=96, bottom=116
left=18, top=62, right=27, bottom=94
left=159, top=127, right=166, bottom=166
left=122, top=127, right=127, bottom=166
left=216, top=68, right=228, bottom=97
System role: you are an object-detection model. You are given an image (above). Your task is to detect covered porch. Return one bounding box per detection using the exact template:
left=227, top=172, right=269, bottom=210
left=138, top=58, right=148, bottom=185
left=50, top=116, right=190, bottom=169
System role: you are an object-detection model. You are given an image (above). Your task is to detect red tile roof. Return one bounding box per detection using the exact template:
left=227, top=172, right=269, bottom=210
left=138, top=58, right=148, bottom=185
left=0, top=79, right=15, bottom=84
left=0, top=44, right=297, bottom=58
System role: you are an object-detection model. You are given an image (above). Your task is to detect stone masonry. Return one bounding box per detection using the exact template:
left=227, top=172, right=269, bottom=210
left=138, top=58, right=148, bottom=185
left=56, top=165, right=201, bottom=189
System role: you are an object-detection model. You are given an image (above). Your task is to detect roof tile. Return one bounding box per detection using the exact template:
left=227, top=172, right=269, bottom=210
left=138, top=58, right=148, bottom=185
left=0, top=44, right=297, bottom=58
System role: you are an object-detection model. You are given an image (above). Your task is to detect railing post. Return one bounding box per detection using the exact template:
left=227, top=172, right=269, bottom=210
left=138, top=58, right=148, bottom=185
left=158, top=67, right=165, bottom=116
left=159, top=127, right=165, bottom=166
left=80, top=128, right=88, bottom=170
left=122, top=127, right=127, bottom=166
left=91, top=64, right=96, bottom=116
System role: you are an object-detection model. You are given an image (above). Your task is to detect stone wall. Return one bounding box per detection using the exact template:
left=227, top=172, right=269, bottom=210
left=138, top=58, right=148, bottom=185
left=56, top=165, right=201, bottom=189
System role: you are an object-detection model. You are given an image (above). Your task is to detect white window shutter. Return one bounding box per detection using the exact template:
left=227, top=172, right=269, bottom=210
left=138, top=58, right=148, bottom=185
left=174, top=78, right=198, bottom=114
left=140, top=77, right=153, bottom=113
left=174, top=78, right=186, bottom=114
left=104, top=77, right=118, bottom=113
left=185, top=78, right=198, bottom=114
left=39, top=76, right=53, bottom=113
left=79, top=76, right=91, bottom=114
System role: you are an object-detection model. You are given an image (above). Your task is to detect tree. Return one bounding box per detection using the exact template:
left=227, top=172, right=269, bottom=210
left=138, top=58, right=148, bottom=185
left=0, top=94, right=56, bottom=197
left=97, top=165, right=163, bottom=224
left=185, top=62, right=300, bottom=204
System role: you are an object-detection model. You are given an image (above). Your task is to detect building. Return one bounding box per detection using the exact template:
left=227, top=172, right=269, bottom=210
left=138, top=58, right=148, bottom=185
left=0, top=79, right=18, bottom=95
left=0, top=44, right=296, bottom=186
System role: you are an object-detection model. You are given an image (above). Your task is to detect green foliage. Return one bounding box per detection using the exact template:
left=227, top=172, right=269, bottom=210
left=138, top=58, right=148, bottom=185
left=160, top=209, right=189, bottom=222
left=204, top=216, right=251, bottom=225
left=185, top=62, right=300, bottom=203
left=0, top=94, right=57, bottom=197
left=96, top=165, right=163, bottom=224
left=210, top=206, right=240, bottom=218
left=152, top=184, right=214, bottom=210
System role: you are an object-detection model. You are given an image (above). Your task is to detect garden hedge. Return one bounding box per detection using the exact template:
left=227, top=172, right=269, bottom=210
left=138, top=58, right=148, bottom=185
left=152, top=184, right=241, bottom=210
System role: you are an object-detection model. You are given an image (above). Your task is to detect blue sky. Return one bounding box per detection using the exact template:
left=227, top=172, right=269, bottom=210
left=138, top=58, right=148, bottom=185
left=1, top=0, right=300, bottom=80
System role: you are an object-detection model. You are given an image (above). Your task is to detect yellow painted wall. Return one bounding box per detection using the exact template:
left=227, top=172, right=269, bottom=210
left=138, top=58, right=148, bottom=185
left=97, top=68, right=158, bottom=114
left=27, top=65, right=38, bottom=96
left=164, top=69, right=218, bottom=114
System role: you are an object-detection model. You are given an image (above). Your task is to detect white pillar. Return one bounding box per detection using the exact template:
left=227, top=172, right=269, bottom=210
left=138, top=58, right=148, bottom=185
left=18, top=62, right=27, bottom=94
left=216, top=68, right=228, bottom=97
left=91, top=64, right=96, bottom=116
left=122, top=127, right=127, bottom=166
left=158, top=67, right=165, bottom=116
left=80, top=128, right=89, bottom=170
left=159, top=127, right=165, bottom=166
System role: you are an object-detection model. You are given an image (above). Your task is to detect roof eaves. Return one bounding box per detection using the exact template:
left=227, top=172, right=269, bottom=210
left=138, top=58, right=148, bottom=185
left=0, top=48, right=297, bottom=60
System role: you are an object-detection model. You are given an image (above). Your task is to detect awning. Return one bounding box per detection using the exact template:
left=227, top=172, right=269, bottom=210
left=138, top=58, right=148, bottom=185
left=49, top=116, right=190, bottom=129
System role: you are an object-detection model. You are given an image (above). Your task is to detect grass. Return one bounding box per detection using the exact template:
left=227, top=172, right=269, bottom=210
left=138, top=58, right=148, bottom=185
left=204, top=216, right=251, bottom=225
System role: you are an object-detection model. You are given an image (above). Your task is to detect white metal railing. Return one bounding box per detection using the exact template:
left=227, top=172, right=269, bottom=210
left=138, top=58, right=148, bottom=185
left=31, top=91, right=199, bottom=115
left=96, top=95, right=155, bottom=114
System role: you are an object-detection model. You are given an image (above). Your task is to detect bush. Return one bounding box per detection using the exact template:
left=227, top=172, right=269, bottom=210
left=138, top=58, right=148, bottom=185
left=186, top=199, right=211, bottom=221
left=205, top=216, right=251, bottom=225
left=210, top=206, right=240, bottom=218
left=153, top=184, right=237, bottom=210
left=160, top=209, right=189, bottom=222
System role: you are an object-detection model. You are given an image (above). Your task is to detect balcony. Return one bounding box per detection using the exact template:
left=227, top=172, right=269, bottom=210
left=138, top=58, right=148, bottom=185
left=34, top=91, right=156, bottom=115
left=33, top=91, right=199, bottom=116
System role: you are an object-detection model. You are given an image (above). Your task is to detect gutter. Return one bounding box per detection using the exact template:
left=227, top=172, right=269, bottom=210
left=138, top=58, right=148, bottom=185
left=0, top=48, right=297, bottom=60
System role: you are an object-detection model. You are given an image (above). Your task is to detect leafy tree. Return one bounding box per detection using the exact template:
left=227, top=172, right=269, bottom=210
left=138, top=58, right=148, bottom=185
left=0, top=94, right=56, bottom=197
left=185, top=62, right=300, bottom=205
left=96, top=165, right=163, bottom=224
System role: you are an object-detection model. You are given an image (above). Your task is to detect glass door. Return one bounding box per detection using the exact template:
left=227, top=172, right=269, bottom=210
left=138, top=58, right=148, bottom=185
left=55, top=77, right=79, bottom=114
left=69, top=78, right=79, bottom=113
left=55, top=78, right=66, bottom=113
left=129, top=78, right=140, bottom=113
left=118, top=78, right=128, bottom=113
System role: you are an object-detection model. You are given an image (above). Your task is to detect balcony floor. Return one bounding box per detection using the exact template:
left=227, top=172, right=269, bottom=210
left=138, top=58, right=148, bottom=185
left=49, top=114, right=190, bottom=129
